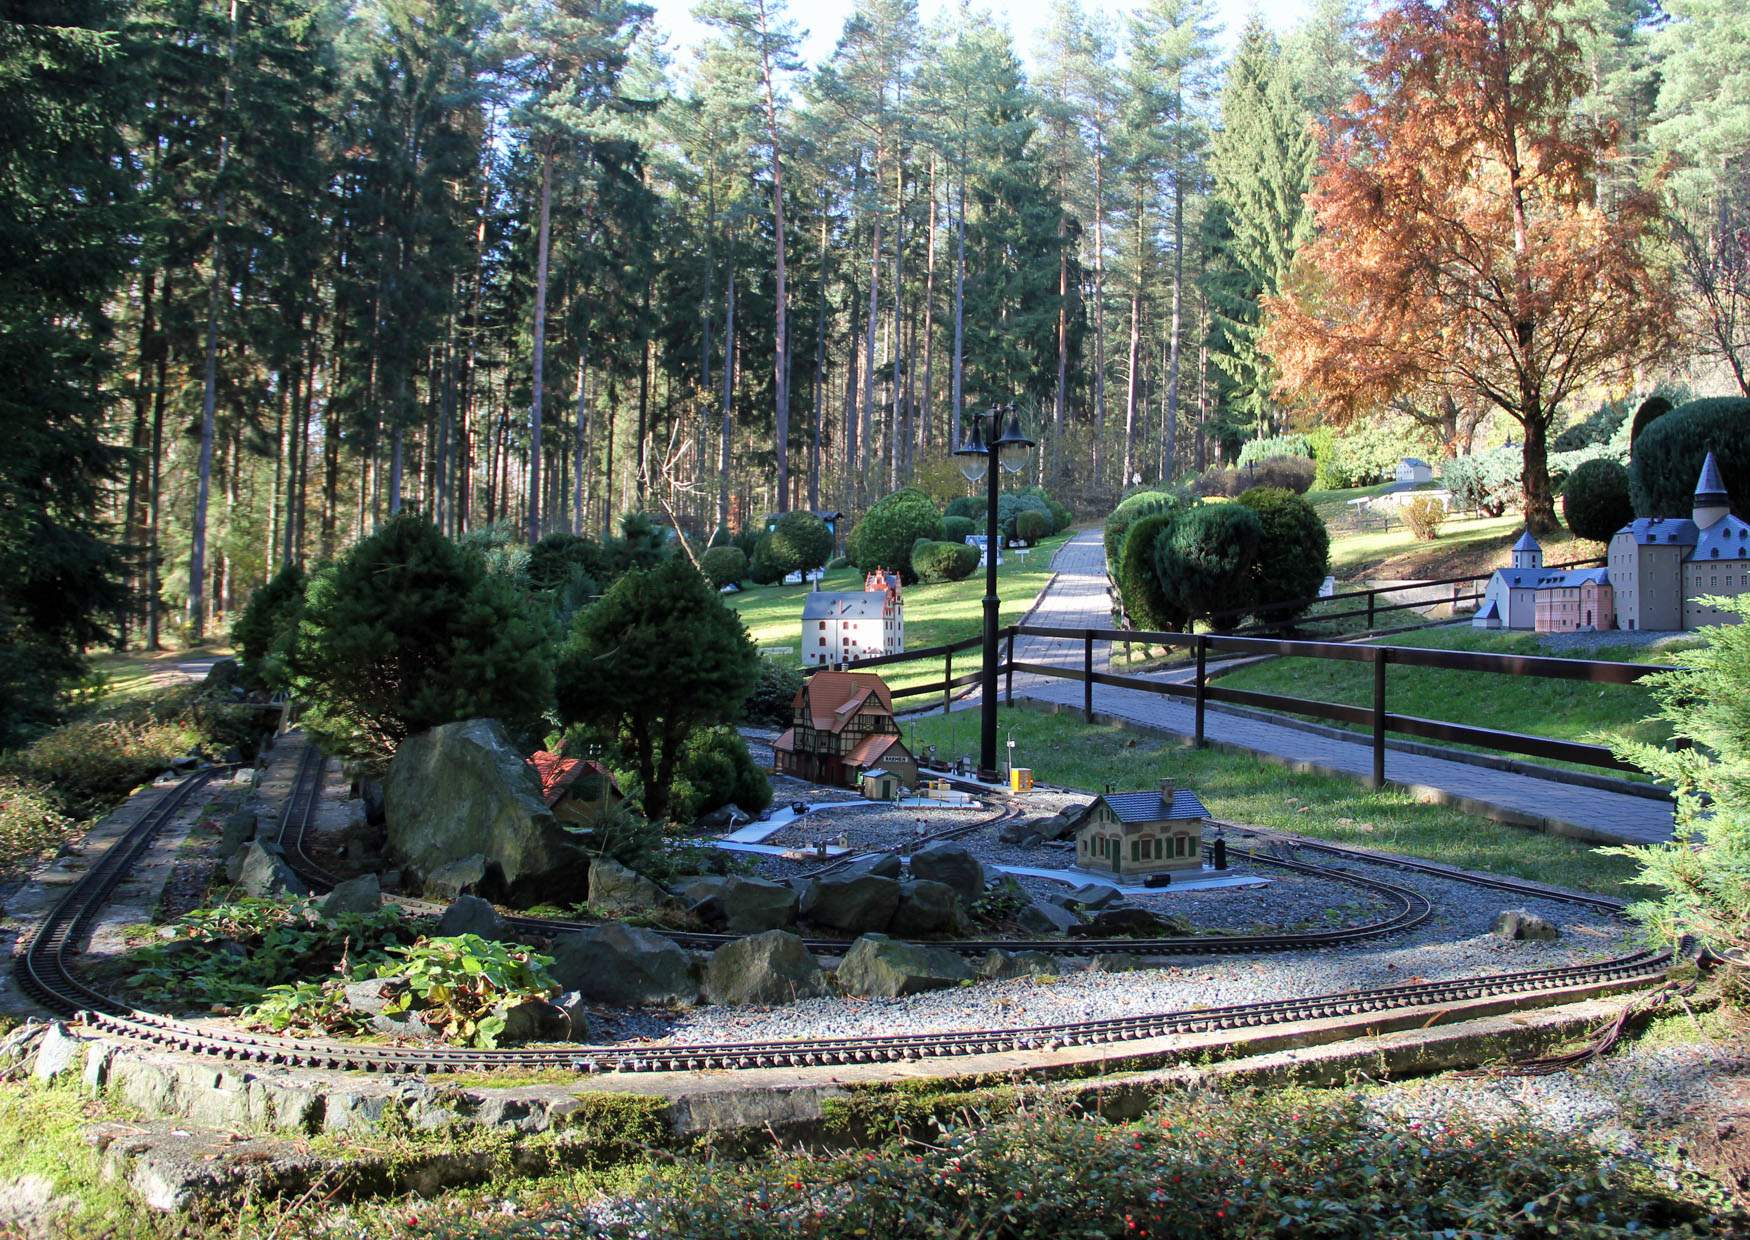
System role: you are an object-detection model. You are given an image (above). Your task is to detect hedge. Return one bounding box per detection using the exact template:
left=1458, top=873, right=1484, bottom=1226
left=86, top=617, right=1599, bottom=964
left=1115, top=511, right=1187, bottom=632
left=1103, top=490, right=1182, bottom=566
left=847, top=489, right=942, bottom=580
left=940, top=514, right=977, bottom=543
left=1015, top=509, right=1050, bottom=543
left=1237, top=486, right=1329, bottom=622
left=911, top=538, right=980, bottom=583
left=1154, top=502, right=1265, bottom=630
left=1562, top=458, right=1634, bottom=542
left=1629, top=397, right=1750, bottom=519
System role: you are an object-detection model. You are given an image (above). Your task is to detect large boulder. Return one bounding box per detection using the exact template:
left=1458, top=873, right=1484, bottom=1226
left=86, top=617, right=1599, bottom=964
left=589, top=858, right=671, bottom=916
left=436, top=895, right=508, bottom=941
left=319, top=874, right=381, bottom=919
left=548, top=924, right=697, bottom=1006
left=383, top=719, right=592, bottom=903
left=497, top=997, right=572, bottom=1044
left=888, top=880, right=963, bottom=937
left=230, top=842, right=307, bottom=898
left=800, top=873, right=901, bottom=934
left=1016, top=899, right=1080, bottom=935
left=976, top=949, right=1059, bottom=980
left=836, top=934, right=973, bottom=998
left=1071, top=906, right=1189, bottom=938
left=839, top=853, right=903, bottom=881
left=907, top=842, right=984, bottom=900
left=717, top=876, right=799, bottom=933
left=1493, top=909, right=1560, bottom=942
left=702, top=931, right=828, bottom=1006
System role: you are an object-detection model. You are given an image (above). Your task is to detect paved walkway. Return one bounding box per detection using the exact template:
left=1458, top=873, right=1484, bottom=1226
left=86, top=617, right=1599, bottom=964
left=999, top=529, right=1676, bottom=846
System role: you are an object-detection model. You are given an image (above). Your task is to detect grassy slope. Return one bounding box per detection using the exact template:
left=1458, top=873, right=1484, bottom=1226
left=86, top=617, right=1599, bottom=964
left=728, top=530, right=1073, bottom=692
left=903, top=706, right=1645, bottom=895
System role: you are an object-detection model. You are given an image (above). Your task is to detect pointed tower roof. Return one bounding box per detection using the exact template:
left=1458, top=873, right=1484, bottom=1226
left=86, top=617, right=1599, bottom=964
left=1512, top=528, right=1541, bottom=553
left=1695, top=450, right=1728, bottom=505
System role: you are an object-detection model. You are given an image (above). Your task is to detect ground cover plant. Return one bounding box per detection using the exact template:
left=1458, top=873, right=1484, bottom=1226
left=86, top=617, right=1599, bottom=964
left=905, top=706, right=1645, bottom=894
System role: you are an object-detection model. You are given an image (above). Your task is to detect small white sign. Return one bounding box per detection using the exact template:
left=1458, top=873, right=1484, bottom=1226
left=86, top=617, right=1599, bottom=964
left=783, top=570, right=804, bottom=585
left=965, top=534, right=1002, bottom=567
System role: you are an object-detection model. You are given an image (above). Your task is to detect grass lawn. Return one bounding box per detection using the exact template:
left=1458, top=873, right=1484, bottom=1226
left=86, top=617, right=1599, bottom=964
left=79, top=643, right=232, bottom=708
left=1206, top=625, right=1685, bottom=777
left=903, top=706, right=1648, bottom=896
left=728, top=530, right=1073, bottom=692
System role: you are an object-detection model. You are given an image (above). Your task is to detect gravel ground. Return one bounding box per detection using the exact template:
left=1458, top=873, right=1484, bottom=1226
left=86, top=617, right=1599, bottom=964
left=584, top=851, right=1638, bottom=1049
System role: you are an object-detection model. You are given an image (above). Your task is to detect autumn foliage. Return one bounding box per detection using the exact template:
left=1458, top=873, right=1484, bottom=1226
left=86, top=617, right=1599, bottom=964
left=1265, top=0, right=1676, bottom=533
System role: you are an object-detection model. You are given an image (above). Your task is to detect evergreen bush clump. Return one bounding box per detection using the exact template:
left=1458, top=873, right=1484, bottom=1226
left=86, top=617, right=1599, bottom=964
left=1236, top=432, right=1312, bottom=468
left=939, top=514, right=976, bottom=543
left=1628, top=393, right=1675, bottom=448
left=767, top=511, right=834, bottom=574
left=740, top=658, right=803, bottom=728
left=525, top=531, right=607, bottom=596
left=1115, top=512, right=1187, bottom=632
left=944, top=495, right=980, bottom=521
left=1017, top=484, right=1072, bottom=531
left=1562, top=458, right=1634, bottom=542
left=911, top=538, right=980, bottom=584
left=1014, top=509, right=1050, bottom=544
left=847, top=489, right=941, bottom=580
left=1237, top=487, right=1330, bottom=620
left=1103, top=490, right=1182, bottom=566
left=1155, top=502, right=1265, bottom=630
left=668, top=725, right=772, bottom=821
left=700, top=545, right=748, bottom=589
left=231, top=562, right=305, bottom=692
left=749, top=535, right=787, bottom=585
left=995, top=492, right=1053, bottom=544
left=1553, top=395, right=1633, bottom=451
left=1443, top=446, right=1521, bottom=516
left=1629, top=397, right=1750, bottom=518
left=289, top=514, right=554, bottom=765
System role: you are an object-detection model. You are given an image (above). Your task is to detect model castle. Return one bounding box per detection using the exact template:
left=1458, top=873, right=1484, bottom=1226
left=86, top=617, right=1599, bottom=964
left=801, top=567, right=906, bottom=666
left=1475, top=451, right=1748, bottom=633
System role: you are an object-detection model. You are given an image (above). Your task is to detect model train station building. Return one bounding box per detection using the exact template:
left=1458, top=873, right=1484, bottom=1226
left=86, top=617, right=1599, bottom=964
left=801, top=568, right=906, bottom=666
left=1475, top=452, right=1749, bottom=633
left=1075, top=780, right=1211, bottom=879
left=772, top=670, right=919, bottom=790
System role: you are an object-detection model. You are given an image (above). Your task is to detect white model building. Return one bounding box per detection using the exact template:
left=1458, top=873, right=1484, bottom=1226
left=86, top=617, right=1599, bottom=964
left=1395, top=457, right=1434, bottom=484
left=801, top=568, right=906, bottom=666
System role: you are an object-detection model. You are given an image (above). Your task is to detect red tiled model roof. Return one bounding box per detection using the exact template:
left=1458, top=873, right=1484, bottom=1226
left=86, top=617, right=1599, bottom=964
left=844, top=732, right=909, bottom=769
left=772, top=728, right=797, bottom=753
left=792, top=671, right=897, bottom=733
left=527, top=751, right=621, bottom=808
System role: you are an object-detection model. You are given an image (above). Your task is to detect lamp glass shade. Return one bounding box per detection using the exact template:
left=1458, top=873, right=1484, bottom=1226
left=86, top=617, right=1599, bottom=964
left=955, top=419, right=989, bottom=481
left=995, top=409, right=1033, bottom=474
left=959, top=453, right=989, bottom=483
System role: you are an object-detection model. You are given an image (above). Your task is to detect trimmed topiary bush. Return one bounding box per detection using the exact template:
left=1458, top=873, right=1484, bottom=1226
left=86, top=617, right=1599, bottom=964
left=748, top=536, right=786, bottom=585
left=944, top=495, right=981, bottom=521
left=1103, top=490, right=1183, bottom=566
left=1237, top=487, right=1330, bottom=622
left=1563, top=458, right=1634, bottom=542
left=700, top=545, right=748, bottom=590
left=1116, top=512, right=1187, bottom=632
left=1628, top=394, right=1674, bottom=449
left=1015, top=509, right=1050, bottom=544
left=940, top=515, right=977, bottom=543
left=768, top=511, right=833, bottom=574
left=1018, top=484, right=1073, bottom=531
left=1154, top=502, right=1265, bottom=631
left=1629, top=397, right=1750, bottom=518
left=232, top=562, right=305, bottom=692
left=847, top=489, right=942, bottom=580
left=996, top=493, right=1053, bottom=544
left=911, top=538, right=980, bottom=584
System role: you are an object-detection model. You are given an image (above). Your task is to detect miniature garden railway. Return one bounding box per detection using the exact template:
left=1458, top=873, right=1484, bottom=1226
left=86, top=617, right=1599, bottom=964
left=12, top=755, right=1678, bottom=1078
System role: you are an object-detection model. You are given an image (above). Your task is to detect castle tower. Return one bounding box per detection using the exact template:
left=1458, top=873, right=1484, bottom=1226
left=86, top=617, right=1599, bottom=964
left=1693, top=450, right=1730, bottom=529
left=1511, top=528, right=1543, bottom=570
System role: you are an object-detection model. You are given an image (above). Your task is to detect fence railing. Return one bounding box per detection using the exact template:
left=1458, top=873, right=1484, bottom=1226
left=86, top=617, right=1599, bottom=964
left=828, top=622, right=1676, bottom=788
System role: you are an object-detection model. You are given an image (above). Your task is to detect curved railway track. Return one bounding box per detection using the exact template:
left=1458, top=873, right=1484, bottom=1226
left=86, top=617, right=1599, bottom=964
left=12, top=744, right=1673, bottom=1077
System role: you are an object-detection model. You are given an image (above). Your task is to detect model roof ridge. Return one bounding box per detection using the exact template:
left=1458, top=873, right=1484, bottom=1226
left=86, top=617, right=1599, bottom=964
left=1513, top=528, right=1541, bottom=552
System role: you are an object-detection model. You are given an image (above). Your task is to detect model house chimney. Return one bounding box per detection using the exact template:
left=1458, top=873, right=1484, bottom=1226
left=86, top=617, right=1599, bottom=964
left=1159, top=778, right=1176, bottom=804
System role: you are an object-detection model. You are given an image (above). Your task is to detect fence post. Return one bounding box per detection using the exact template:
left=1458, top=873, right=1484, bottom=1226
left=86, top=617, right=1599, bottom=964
left=943, top=646, right=953, bottom=718
left=1083, top=630, right=1094, bottom=723
left=1194, top=634, right=1208, bottom=747
left=1366, top=591, right=1376, bottom=630
left=1005, top=628, right=1015, bottom=705
left=1371, top=646, right=1387, bottom=788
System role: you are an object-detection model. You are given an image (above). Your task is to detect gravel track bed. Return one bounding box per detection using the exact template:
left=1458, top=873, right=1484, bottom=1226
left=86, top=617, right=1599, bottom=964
left=585, top=856, right=1638, bottom=1049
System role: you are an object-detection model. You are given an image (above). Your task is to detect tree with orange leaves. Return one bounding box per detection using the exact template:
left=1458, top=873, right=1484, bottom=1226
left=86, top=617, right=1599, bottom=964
left=1264, top=0, right=1676, bottom=534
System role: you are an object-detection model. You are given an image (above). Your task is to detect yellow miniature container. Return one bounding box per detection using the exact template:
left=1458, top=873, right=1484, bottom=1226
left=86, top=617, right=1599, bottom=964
left=1009, top=768, right=1033, bottom=792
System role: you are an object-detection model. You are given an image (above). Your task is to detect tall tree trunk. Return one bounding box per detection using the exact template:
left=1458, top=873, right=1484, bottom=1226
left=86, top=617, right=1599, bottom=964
left=718, top=266, right=736, bottom=532
left=809, top=195, right=827, bottom=513
left=1164, top=147, right=1184, bottom=483
left=921, top=154, right=937, bottom=457
left=890, top=156, right=905, bottom=492
left=860, top=175, right=882, bottom=511
left=294, top=328, right=316, bottom=565
left=637, top=280, right=651, bottom=503
left=573, top=324, right=589, bottom=535
left=528, top=146, right=554, bottom=540
left=1123, top=286, right=1141, bottom=488
left=842, top=267, right=861, bottom=513
left=951, top=166, right=966, bottom=450
left=1054, top=208, right=1069, bottom=483
left=1091, top=123, right=1108, bottom=488
left=755, top=0, right=791, bottom=511
left=272, top=369, right=289, bottom=567
left=146, top=269, right=171, bottom=650
left=121, top=269, right=156, bottom=649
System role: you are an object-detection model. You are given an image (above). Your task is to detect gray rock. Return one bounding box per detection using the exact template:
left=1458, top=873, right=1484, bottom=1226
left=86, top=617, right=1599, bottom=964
left=422, top=854, right=487, bottom=900
left=552, top=991, right=591, bottom=1040
left=670, top=875, right=731, bottom=906
left=319, top=874, right=381, bottom=919
left=342, top=975, right=409, bottom=1018
left=231, top=842, right=307, bottom=898
left=589, top=858, right=672, bottom=916
left=907, top=842, right=985, bottom=899
left=549, top=924, right=697, bottom=1006
left=888, top=879, right=963, bottom=937
left=216, top=812, right=256, bottom=860
left=718, top=876, right=799, bottom=933
left=1054, top=882, right=1122, bottom=910
left=31, top=1022, right=83, bottom=1083
left=839, top=852, right=903, bottom=880
left=1071, top=906, right=1188, bottom=938
left=436, top=895, right=507, bottom=941
left=1083, top=952, right=1148, bottom=973
left=1036, top=814, right=1079, bottom=842
left=1494, top=909, right=1560, bottom=941
left=800, top=873, right=901, bottom=934
left=702, top=930, right=829, bottom=1006
left=201, top=657, right=241, bottom=692
left=342, top=797, right=369, bottom=830
left=359, top=777, right=386, bottom=825
left=976, top=949, right=1059, bottom=980
left=836, top=934, right=973, bottom=998
left=383, top=718, right=593, bottom=903
left=498, top=997, right=570, bottom=1044
left=1015, top=899, right=1080, bottom=935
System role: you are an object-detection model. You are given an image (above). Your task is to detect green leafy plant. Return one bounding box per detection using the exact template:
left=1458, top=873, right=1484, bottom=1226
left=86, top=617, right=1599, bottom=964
left=741, top=657, right=803, bottom=728
left=1236, top=432, right=1312, bottom=467
left=1154, top=502, right=1264, bottom=631
left=375, top=934, right=558, bottom=1049
left=1402, top=495, right=1447, bottom=541
left=1629, top=396, right=1750, bottom=518
left=1014, top=509, right=1049, bottom=544
left=1443, top=445, right=1522, bottom=516
left=700, top=545, right=748, bottom=589
left=1103, top=489, right=1183, bottom=568
left=939, top=514, right=976, bottom=543
left=230, top=562, right=305, bottom=692
left=1238, top=486, right=1331, bottom=620
left=1115, top=511, right=1187, bottom=632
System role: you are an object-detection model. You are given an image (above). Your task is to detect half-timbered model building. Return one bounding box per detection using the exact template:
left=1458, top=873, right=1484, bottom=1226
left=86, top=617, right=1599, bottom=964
left=772, top=670, right=919, bottom=789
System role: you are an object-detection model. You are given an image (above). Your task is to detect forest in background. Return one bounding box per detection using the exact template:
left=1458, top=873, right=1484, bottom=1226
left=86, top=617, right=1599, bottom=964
left=2, top=0, right=1747, bottom=738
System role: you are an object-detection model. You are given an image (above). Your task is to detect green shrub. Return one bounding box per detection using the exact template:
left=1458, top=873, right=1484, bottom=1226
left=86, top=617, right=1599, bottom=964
left=1155, top=502, right=1264, bottom=630
left=1115, top=512, right=1187, bottom=632
left=526, top=531, right=607, bottom=595
left=556, top=557, right=760, bottom=822
left=1554, top=395, right=1633, bottom=451
left=740, top=658, right=803, bottom=728
left=1017, top=484, right=1072, bottom=531
left=669, top=725, right=772, bottom=821
left=1307, top=420, right=1430, bottom=490
left=603, top=512, right=674, bottom=579
left=1562, top=458, right=1634, bottom=542
left=0, top=772, right=72, bottom=882
left=1629, top=393, right=1675, bottom=448
left=289, top=514, right=555, bottom=766
left=943, top=496, right=980, bottom=521
left=749, top=535, right=788, bottom=585
left=231, top=562, right=305, bottom=691
left=1403, top=495, right=1446, bottom=541
left=939, top=515, right=976, bottom=543
left=1629, top=397, right=1750, bottom=518
left=846, top=489, right=941, bottom=580
left=1236, top=432, right=1311, bottom=467
left=996, top=493, right=1053, bottom=543
left=700, top=545, right=748, bottom=589
left=1443, top=446, right=1521, bottom=516
left=457, top=520, right=530, bottom=579
left=1014, top=509, right=1050, bottom=543
left=1237, top=487, right=1331, bottom=621
left=1103, top=490, right=1183, bottom=566
left=911, top=538, right=980, bottom=584
left=1607, top=594, right=1750, bottom=963
left=766, top=511, right=834, bottom=575
left=707, top=525, right=734, bottom=548
left=732, top=527, right=762, bottom=560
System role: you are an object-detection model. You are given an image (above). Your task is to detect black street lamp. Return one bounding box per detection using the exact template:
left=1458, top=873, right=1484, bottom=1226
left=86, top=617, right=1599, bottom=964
left=955, top=403, right=1035, bottom=780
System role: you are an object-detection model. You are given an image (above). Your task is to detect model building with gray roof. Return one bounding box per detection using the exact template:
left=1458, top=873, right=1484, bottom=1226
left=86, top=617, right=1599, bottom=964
left=801, top=568, right=905, bottom=665
left=1076, top=779, right=1210, bottom=878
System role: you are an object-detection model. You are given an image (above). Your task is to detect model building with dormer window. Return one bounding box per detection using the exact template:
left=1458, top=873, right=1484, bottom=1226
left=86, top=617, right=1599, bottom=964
left=801, top=567, right=905, bottom=666
left=1076, top=779, right=1210, bottom=878
left=772, top=670, right=919, bottom=789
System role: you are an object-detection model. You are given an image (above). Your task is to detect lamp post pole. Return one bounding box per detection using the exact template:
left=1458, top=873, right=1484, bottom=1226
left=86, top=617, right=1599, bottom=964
left=957, top=404, right=1034, bottom=781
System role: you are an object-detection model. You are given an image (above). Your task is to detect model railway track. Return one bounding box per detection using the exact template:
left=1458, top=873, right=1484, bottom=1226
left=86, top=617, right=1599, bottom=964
left=12, top=748, right=1671, bottom=1078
